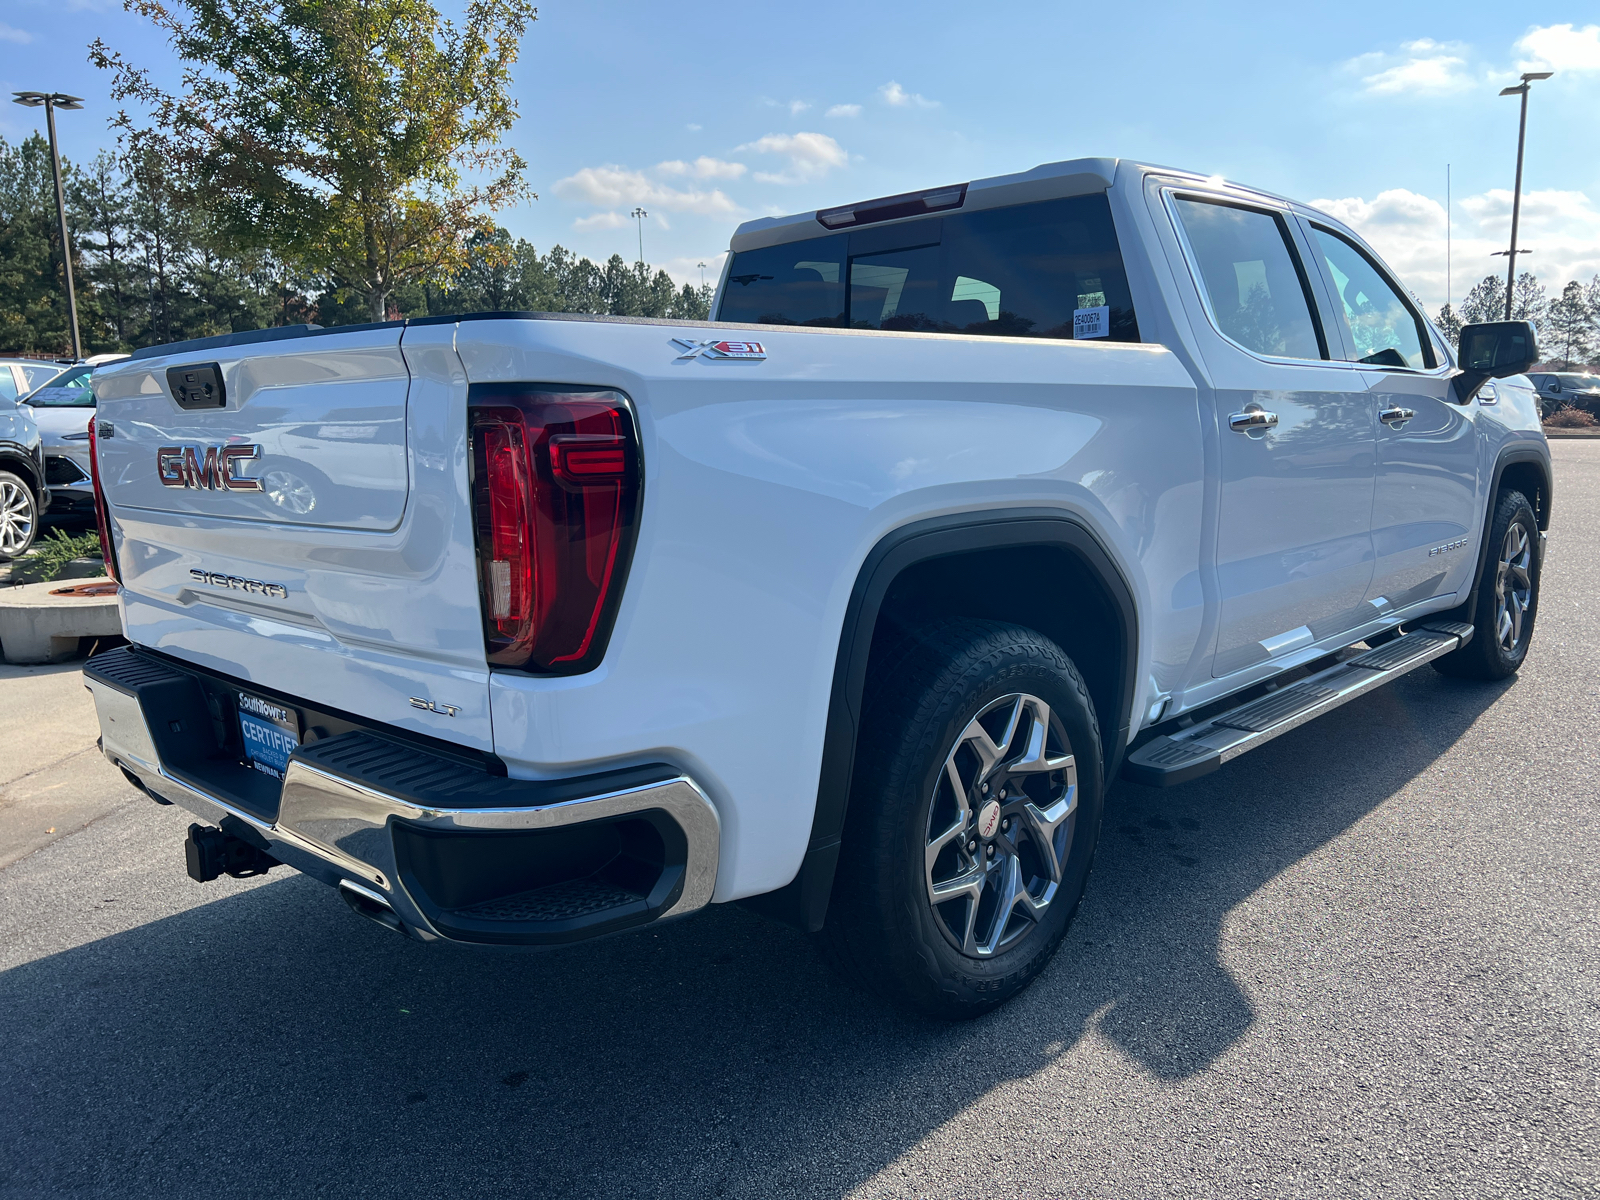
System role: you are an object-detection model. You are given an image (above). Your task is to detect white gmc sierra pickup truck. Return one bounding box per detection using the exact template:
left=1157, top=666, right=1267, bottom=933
left=84, top=157, right=1550, bottom=1017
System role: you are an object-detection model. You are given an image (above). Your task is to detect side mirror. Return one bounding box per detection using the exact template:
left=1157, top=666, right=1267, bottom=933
left=1453, top=321, right=1538, bottom=403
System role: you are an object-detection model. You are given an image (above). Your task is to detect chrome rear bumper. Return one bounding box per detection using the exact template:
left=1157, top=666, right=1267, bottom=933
left=86, top=647, right=719, bottom=944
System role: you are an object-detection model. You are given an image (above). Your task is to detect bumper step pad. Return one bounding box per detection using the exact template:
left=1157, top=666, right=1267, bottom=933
left=1123, top=621, right=1473, bottom=787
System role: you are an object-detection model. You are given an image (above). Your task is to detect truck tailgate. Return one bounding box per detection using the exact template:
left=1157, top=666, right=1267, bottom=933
left=92, top=324, right=492, bottom=750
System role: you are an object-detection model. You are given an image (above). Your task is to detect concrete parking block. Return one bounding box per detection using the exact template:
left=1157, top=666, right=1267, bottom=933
left=0, top=579, right=122, bottom=664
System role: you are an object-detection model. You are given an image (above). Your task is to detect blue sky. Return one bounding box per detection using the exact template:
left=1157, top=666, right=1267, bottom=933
left=3, top=1, right=1596, bottom=311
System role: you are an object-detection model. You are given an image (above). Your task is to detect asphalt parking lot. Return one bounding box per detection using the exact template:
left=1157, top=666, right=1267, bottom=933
left=2, top=443, right=1596, bottom=1199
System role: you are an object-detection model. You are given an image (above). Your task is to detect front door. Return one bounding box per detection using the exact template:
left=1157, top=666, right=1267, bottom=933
left=1300, top=223, right=1480, bottom=615
left=1164, top=193, right=1378, bottom=679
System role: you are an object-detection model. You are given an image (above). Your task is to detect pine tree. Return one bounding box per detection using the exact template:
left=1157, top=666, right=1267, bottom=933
left=1510, top=272, right=1547, bottom=325
left=1434, top=303, right=1462, bottom=345
left=75, top=152, right=141, bottom=349
left=1459, top=276, right=1505, bottom=326
left=1543, top=281, right=1595, bottom=369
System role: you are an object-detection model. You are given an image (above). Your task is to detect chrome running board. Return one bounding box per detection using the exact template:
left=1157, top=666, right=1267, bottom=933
left=1123, top=621, right=1474, bottom=787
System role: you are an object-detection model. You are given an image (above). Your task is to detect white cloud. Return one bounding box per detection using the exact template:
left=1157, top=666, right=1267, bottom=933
left=879, top=81, right=938, bottom=108
left=736, top=131, right=848, bottom=184
left=573, top=212, right=628, bottom=231
left=762, top=98, right=811, bottom=115
left=1517, top=23, right=1600, bottom=72
left=686, top=123, right=703, bottom=132
left=656, top=156, right=747, bottom=181
left=0, top=22, right=33, bottom=42
left=1309, top=187, right=1600, bottom=312
left=1353, top=39, right=1475, bottom=94
left=826, top=103, right=861, bottom=118
left=553, top=166, right=741, bottom=215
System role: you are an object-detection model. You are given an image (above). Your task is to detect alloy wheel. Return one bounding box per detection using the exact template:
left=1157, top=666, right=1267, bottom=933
left=0, top=479, right=34, bottom=557
left=1494, top=521, right=1533, bottom=654
left=924, top=693, right=1078, bottom=958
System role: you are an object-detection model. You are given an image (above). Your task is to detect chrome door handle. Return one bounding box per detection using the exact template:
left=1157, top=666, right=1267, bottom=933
left=1379, top=406, right=1415, bottom=428
left=1228, top=409, right=1278, bottom=436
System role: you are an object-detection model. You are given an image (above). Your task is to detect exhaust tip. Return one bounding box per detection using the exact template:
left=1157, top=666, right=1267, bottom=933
left=338, top=879, right=413, bottom=939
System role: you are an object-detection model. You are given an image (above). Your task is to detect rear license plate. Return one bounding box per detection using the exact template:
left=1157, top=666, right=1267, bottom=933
left=237, top=692, right=300, bottom=780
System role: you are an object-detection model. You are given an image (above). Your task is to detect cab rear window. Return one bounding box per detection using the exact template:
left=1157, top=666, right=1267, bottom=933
left=717, top=194, right=1140, bottom=343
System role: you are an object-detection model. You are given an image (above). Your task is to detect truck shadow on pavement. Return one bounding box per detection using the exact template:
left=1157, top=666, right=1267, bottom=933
left=0, top=669, right=1512, bottom=1199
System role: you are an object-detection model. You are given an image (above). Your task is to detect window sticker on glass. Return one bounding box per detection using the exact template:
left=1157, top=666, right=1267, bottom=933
left=1074, top=306, right=1111, bottom=339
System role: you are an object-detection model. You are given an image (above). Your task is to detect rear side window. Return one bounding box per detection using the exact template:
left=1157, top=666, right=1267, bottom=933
left=1309, top=227, right=1434, bottom=370
left=1171, top=196, right=1325, bottom=361
left=718, top=234, right=849, bottom=327
left=717, top=194, right=1140, bottom=342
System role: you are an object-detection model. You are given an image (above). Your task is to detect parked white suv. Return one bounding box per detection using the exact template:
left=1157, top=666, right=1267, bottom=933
left=82, top=158, right=1550, bottom=1016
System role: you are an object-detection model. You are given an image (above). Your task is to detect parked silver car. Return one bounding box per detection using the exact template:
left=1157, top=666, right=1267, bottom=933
left=20, top=356, right=128, bottom=520
left=0, top=357, right=68, bottom=403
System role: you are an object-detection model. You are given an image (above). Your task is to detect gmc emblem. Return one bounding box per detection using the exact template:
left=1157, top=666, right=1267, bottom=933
left=157, top=445, right=264, bottom=491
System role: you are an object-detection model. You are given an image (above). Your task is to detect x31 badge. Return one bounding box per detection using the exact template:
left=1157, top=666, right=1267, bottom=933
left=671, top=337, right=767, bottom=361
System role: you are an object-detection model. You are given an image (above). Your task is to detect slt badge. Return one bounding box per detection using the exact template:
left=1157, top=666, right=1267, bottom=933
left=671, top=337, right=767, bottom=361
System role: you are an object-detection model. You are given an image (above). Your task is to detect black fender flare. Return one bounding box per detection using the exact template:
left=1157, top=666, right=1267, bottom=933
left=1455, top=444, right=1553, bottom=619
left=744, top=507, right=1140, bottom=932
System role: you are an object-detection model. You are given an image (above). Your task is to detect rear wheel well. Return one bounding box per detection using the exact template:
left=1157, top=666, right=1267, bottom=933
left=868, top=543, right=1127, bottom=772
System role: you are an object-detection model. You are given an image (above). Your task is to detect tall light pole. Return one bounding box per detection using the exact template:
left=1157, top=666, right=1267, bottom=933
left=631, top=207, right=648, bottom=264
left=12, top=91, right=85, bottom=359
left=1496, top=71, right=1553, bottom=321
left=697, top=261, right=707, bottom=290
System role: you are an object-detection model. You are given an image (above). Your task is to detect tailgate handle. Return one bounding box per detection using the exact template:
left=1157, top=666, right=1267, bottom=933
left=167, top=363, right=227, bottom=410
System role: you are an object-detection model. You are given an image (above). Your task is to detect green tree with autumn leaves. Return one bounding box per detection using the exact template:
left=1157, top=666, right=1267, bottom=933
left=92, top=0, right=538, bottom=322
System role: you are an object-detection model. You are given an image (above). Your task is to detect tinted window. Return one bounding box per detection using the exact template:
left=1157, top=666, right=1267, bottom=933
left=0, top=368, right=17, bottom=402
left=1172, top=197, right=1324, bottom=361
left=24, top=364, right=95, bottom=407
left=718, top=195, right=1140, bottom=342
left=1310, top=227, right=1433, bottom=370
left=717, top=234, right=849, bottom=327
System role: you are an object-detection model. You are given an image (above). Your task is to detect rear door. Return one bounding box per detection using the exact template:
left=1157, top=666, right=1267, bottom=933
left=93, top=324, right=493, bottom=750
left=1163, top=190, right=1379, bottom=678
left=1300, top=222, right=1479, bottom=612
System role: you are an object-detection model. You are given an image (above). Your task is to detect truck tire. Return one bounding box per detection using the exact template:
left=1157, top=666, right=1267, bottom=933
left=0, top=470, right=40, bottom=561
left=821, top=619, right=1105, bottom=1019
left=1433, top=489, right=1541, bottom=681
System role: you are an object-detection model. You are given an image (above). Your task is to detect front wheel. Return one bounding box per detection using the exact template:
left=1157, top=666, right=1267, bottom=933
left=0, top=471, right=39, bottom=561
left=821, top=619, right=1105, bottom=1019
left=1433, top=489, right=1541, bottom=680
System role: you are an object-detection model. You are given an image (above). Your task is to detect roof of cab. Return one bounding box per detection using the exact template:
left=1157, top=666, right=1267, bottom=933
left=726, top=156, right=1310, bottom=254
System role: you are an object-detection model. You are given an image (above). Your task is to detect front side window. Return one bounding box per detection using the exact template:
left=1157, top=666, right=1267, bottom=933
left=1310, top=227, right=1433, bottom=370
left=0, top=368, right=18, bottom=402
left=1171, top=196, right=1325, bottom=361
left=717, top=194, right=1140, bottom=342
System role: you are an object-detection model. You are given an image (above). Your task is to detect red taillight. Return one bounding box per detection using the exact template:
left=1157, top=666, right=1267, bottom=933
left=469, top=386, right=640, bottom=673
left=86, top=417, right=121, bottom=585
